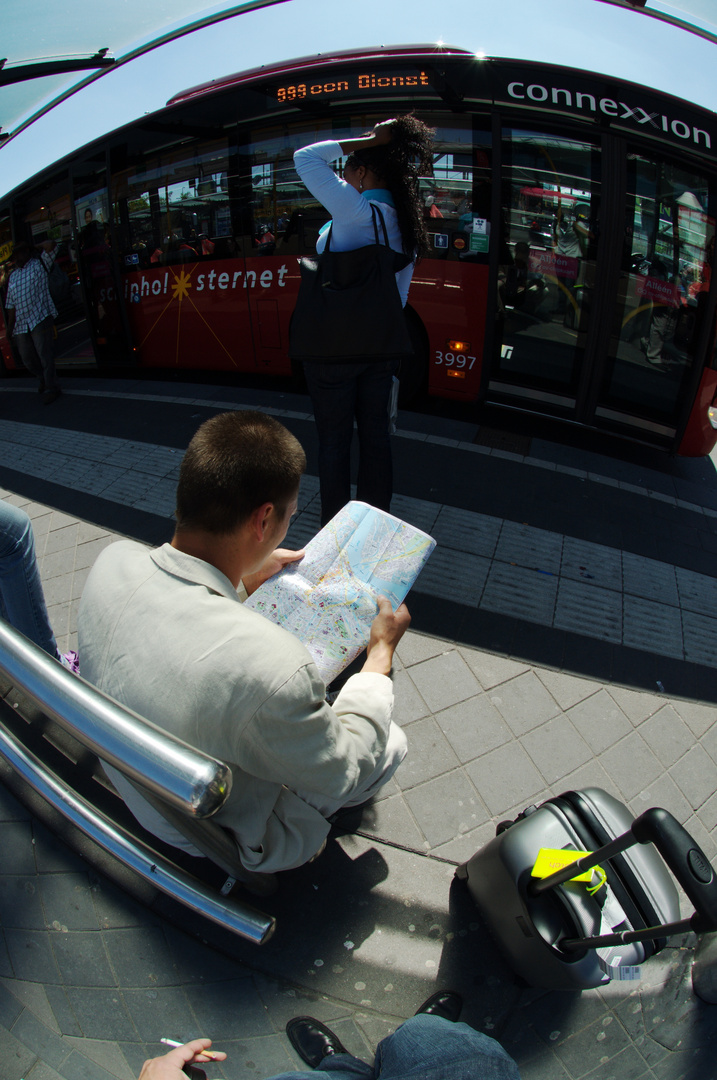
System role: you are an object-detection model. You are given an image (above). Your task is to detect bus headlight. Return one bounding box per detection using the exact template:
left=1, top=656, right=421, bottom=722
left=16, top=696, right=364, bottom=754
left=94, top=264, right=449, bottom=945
left=709, top=404, right=717, bottom=430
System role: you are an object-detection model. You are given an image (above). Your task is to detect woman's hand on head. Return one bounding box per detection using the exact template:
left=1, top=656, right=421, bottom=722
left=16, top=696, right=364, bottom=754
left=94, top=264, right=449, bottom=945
left=371, top=119, right=397, bottom=145
left=339, top=119, right=397, bottom=156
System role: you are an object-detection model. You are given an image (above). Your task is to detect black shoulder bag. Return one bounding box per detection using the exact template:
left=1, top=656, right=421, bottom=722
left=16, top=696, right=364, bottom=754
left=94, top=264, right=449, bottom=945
left=289, top=203, right=413, bottom=363
left=43, top=252, right=71, bottom=306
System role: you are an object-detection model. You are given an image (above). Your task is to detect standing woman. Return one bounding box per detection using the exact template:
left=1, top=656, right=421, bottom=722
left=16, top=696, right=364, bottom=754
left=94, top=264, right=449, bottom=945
left=293, top=116, right=434, bottom=525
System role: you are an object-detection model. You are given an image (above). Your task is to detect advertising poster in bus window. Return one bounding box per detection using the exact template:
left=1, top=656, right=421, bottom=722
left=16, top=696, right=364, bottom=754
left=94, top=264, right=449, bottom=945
left=76, top=192, right=109, bottom=231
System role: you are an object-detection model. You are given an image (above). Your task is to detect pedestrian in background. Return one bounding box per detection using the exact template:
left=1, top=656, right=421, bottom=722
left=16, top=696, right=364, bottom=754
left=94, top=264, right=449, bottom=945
left=4, top=238, right=61, bottom=404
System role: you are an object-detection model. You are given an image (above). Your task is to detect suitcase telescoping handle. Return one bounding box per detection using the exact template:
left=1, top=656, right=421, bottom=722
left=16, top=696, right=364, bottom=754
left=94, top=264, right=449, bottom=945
left=529, top=807, right=717, bottom=948
left=632, top=808, right=717, bottom=929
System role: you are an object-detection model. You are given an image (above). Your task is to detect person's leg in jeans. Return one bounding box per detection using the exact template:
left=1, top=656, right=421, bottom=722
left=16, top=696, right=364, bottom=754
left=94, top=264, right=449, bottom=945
left=354, top=360, right=397, bottom=514
left=14, top=331, right=45, bottom=389
left=266, top=1058, right=374, bottom=1080
left=304, top=362, right=360, bottom=526
left=374, top=1013, right=521, bottom=1080
left=0, top=500, right=60, bottom=659
left=30, top=315, right=58, bottom=391
left=265, top=1015, right=520, bottom=1080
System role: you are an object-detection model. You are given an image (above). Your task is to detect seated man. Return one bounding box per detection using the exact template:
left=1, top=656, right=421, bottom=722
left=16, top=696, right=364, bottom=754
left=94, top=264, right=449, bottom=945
left=78, top=411, right=409, bottom=882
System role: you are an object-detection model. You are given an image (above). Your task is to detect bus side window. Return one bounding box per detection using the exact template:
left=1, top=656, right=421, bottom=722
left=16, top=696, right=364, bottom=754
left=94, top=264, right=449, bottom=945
left=112, top=136, right=235, bottom=269
left=421, top=120, right=490, bottom=262
left=239, top=129, right=330, bottom=257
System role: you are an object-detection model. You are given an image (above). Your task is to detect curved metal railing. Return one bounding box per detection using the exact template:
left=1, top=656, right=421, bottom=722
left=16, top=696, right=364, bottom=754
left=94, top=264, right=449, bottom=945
left=0, top=620, right=231, bottom=817
left=0, top=619, right=274, bottom=944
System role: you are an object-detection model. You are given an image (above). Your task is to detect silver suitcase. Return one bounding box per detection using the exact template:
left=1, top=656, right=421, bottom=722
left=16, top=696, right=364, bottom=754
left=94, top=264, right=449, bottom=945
left=456, top=788, right=717, bottom=990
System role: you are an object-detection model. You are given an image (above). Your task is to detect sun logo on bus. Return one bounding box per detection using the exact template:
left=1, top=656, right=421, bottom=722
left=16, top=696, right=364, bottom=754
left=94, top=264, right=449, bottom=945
left=136, top=260, right=238, bottom=368
left=171, top=270, right=193, bottom=302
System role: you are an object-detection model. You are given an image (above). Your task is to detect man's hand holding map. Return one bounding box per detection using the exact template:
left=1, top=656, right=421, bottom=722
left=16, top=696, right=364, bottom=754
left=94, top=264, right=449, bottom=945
left=245, top=501, right=436, bottom=684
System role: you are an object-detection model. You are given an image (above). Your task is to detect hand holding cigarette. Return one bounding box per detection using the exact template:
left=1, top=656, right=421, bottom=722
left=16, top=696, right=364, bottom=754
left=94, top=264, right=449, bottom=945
left=138, top=1038, right=226, bottom=1079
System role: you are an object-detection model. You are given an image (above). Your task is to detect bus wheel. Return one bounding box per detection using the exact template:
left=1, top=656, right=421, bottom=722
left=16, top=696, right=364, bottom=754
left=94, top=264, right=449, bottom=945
left=397, top=307, right=428, bottom=406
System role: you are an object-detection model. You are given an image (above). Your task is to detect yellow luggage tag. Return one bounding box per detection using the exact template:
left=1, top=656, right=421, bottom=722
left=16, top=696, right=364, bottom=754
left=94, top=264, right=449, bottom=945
left=531, top=848, right=607, bottom=894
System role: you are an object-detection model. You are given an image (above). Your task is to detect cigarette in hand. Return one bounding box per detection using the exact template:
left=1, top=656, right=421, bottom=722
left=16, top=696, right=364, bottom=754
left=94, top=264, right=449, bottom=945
left=160, top=1038, right=221, bottom=1061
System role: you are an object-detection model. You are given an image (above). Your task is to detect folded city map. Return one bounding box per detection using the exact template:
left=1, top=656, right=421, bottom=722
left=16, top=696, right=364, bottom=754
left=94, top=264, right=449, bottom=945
left=245, top=501, right=436, bottom=684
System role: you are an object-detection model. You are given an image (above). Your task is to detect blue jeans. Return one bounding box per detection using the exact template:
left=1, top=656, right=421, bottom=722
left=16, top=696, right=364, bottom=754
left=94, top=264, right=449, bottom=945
left=267, top=1014, right=520, bottom=1080
left=303, top=360, right=398, bottom=526
left=0, top=500, right=60, bottom=659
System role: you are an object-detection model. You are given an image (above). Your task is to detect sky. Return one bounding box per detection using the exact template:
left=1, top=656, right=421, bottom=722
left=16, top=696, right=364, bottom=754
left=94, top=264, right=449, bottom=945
left=1, top=0, right=716, bottom=201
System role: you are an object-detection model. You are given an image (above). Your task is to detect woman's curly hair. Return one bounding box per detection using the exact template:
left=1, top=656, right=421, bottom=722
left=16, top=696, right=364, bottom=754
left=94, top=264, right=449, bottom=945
left=346, top=115, right=435, bottom=259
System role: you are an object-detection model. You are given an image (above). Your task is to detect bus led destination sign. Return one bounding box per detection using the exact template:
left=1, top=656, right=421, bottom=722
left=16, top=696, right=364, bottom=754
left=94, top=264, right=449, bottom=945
left=276, top=70, right=430, bottom=103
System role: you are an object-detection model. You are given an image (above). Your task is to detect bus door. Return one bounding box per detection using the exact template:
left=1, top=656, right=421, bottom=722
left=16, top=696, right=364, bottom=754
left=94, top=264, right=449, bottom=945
left=489, top=128, right=715, bottom=450
left=489, top=128, right=602, bottom=418
left=71, top=162, right=130, bottom=366
left=592, top=151, right=714, bottom=447
left=111, top=135, right=256, bottom=373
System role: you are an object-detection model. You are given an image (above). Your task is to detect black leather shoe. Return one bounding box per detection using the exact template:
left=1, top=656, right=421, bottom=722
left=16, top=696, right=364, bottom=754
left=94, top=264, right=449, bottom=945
left=286, top=1016, right=348, bottom=1068
left=415, top=990, right=463, bottom=1023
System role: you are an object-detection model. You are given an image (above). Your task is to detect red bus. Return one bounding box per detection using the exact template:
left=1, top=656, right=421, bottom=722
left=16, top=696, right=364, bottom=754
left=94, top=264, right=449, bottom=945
left=1, top=46, right=716, bottom=454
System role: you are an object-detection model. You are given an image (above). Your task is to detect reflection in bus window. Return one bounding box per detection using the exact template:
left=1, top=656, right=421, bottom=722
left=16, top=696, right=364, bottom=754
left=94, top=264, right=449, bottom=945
left=112, top=139, right=233, bottom=268
left=428, top=149, right=473, bottom=224
left=239, top=123, right=330, bottom=255
left=494, top=129, right=601, bottom=397
left=419, top=118, right=490, bottom=260
left=601, top=153, right=714, bottom=428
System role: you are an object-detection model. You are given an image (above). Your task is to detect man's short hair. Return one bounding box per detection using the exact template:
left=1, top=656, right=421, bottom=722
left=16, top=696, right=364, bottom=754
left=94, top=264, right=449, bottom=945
left=175, top=411, right=306, bottom=534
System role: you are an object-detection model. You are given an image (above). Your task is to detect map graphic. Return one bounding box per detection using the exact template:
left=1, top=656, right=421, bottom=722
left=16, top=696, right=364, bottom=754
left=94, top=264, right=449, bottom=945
left=245, top=501, right=436, bottom=684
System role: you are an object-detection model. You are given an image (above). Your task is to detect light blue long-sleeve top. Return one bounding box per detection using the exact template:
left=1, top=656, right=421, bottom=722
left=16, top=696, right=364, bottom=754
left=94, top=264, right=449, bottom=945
left=293, top=139, right=415, bottom=307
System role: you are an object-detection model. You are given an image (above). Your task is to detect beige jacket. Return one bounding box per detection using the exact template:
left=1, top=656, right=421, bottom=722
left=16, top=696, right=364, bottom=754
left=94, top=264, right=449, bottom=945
left=78, top=541, right=394, bottom=872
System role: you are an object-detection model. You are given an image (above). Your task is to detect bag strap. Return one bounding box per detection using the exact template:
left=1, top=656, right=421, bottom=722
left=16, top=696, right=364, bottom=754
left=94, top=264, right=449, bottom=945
left=370, top=203, right=391, bottom=247
left=323, top=202, right=391, bottom=254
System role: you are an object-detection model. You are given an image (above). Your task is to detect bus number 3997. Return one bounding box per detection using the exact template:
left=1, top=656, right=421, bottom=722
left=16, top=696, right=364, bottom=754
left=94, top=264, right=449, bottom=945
left=434, top=351, right=476, bottom=369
